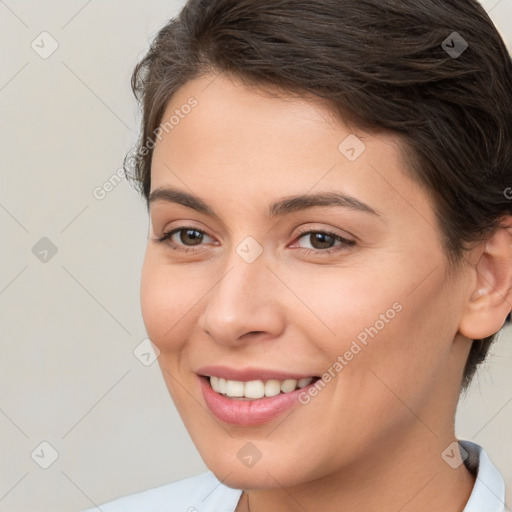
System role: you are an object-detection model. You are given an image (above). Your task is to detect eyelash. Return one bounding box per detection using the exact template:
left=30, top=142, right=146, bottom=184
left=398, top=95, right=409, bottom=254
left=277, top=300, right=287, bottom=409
left=155, top=226, right=355, bottom=255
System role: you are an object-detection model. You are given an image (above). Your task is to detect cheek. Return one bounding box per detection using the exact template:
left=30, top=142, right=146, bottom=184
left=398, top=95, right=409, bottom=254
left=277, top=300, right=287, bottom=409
left=286, top=263, right=406, bottom=354
left=290, top=259, right=453, bottom=395
left=140, top=250, right=204, bottom=353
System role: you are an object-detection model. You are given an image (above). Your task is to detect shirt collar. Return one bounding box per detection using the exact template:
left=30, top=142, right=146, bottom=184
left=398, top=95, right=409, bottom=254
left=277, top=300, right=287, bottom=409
left=460, top=440, right=506, bottom=512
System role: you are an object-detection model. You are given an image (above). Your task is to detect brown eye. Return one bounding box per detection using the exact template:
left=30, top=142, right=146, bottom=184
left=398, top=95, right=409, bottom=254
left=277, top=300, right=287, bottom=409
left=306, top=232, right=336, bottom=250
left=293, top=229, right=356, bottom=254
left=156, top=226, right=216, bottom=249
left=178, top=228, right=204, bottom=246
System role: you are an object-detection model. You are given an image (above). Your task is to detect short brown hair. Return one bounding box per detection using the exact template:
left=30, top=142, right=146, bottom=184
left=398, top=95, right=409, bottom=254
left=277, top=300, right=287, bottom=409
left=126, top=0, right=512, bottom=390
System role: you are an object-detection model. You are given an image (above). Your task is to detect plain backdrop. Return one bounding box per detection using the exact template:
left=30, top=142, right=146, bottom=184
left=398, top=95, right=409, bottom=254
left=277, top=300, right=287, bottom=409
left=0, top=1, right=511, bottom=511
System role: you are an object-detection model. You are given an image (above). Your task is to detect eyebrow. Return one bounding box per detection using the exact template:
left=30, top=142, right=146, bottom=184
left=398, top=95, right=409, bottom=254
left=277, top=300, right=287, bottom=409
left=149, top=186, right=379, bottom=218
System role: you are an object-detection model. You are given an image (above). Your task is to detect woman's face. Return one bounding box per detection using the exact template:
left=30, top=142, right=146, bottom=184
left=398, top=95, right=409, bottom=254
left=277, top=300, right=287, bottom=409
left=141, top=72, right=472, bottom=489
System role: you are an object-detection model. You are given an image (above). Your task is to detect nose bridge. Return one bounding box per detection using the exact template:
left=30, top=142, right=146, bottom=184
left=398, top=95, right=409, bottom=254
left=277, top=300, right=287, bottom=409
left=198, top=240, right=283, bottom=344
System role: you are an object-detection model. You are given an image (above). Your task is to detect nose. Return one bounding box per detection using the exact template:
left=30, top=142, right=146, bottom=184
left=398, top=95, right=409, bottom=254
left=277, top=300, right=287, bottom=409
left=197, top=249, right=286, bottom=346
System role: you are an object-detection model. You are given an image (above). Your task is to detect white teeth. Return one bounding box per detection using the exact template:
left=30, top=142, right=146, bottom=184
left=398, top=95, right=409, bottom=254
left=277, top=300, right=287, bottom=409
left=208, top=376, right=316, bottom=399
left=225, top=379, right=244, bottom=397
left=244, top=380, right=265, bottom=399
left=298, top=377, right=314, bottom=388
left=280, top=379, right=298, bottom=393
left=210, top=376, right=220, bottom=392
left=264, top=379, right=282, bottom=397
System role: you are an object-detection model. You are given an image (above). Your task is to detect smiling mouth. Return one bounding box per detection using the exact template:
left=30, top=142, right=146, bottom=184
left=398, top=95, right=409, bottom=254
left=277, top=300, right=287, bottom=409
left=206, top=375, right=320, bottom=400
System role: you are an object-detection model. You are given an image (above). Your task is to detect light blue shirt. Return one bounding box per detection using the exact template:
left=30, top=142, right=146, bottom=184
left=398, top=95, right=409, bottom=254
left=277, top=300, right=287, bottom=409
left=80, top=441, right=506, bottom=512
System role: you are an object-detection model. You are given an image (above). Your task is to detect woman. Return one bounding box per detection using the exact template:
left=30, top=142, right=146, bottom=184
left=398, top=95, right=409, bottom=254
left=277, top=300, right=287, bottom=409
left=83, top=0, right=511, bottom=510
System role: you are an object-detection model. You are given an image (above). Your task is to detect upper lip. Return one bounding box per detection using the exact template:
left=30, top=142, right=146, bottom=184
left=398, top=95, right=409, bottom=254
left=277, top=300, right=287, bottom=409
left=196, top=365, right=318, bottom=382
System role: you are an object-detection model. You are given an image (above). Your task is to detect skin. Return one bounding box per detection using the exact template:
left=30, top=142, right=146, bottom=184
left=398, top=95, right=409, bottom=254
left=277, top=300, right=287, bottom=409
left=140, top=72, right=512, bottom=512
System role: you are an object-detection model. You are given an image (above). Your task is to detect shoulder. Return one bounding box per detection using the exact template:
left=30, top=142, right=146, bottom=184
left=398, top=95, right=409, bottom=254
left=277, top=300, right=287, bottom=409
left=79, top=471, right=243, bottom=512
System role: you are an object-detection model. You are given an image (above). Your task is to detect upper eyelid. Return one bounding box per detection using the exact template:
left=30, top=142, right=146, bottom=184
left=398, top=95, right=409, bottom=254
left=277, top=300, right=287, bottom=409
left=294, top=225, right=353, bottom=238
left=163, top=226, right=345, bottom=237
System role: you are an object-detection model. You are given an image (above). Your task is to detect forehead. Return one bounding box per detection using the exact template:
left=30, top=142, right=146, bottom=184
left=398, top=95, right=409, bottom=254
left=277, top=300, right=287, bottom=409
left=153, top=73, right=348, bottom=167
left=150, top=72, right=435, bottom=228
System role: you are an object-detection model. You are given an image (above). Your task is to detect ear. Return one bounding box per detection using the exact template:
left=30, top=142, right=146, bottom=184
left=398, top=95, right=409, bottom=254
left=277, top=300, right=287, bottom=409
left=459, top=219, right=512, bottom=340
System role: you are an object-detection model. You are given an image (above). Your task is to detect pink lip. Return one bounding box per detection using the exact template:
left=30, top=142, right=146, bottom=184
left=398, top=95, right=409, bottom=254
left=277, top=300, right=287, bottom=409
left=198, top=375, right=319, bottom=427
left=196, top=365, right=317, bottom=382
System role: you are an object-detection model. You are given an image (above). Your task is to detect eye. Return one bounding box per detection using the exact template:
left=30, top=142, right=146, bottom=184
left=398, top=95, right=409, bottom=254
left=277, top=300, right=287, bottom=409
left=293, top=229, right=355, bottom=253
left=154, top=226, right=354, bottom=255
left=156, top=227, right=216, bottom=251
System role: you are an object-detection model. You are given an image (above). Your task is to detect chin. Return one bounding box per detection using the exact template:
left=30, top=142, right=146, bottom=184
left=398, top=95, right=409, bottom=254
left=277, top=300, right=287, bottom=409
left=203, top=453, right=312, bottom=490
left=211, top=467, right=291, bottom=490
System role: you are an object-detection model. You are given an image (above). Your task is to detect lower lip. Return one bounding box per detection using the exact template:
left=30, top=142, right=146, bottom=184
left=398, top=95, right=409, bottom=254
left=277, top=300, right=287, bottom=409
left=199, top=376, right=316, bottom=427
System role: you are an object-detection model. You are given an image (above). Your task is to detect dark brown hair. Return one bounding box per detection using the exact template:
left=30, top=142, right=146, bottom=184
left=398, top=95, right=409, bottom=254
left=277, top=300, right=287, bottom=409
left=126, top=0, right=512, bottom=391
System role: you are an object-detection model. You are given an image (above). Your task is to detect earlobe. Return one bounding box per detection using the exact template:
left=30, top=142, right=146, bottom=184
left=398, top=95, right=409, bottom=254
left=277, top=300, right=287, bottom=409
left=459, top=220, right=512, bottom=340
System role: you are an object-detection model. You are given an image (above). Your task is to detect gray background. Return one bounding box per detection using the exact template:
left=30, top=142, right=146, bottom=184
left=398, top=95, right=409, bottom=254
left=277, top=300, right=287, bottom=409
left=0, top=1, right=511, bottom=511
